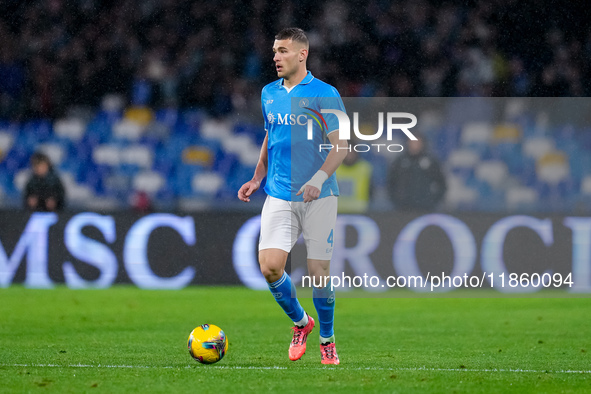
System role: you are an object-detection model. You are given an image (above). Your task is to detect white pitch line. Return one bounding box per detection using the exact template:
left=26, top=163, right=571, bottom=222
left=1, top=363, right=591, bottom=374
left=0, top=364, right=286, bottom=370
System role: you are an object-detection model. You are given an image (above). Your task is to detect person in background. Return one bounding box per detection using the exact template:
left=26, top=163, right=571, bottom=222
left=23, top=152, right=65, bottom=212
left=131, top=190, right=154, bottom=213
left=335, top=149, right=373, bottom=214
left=387, top=132, right=446, bottom=211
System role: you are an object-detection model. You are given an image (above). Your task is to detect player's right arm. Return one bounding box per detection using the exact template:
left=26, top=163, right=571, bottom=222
left=238, top=132, right=268, bottom=202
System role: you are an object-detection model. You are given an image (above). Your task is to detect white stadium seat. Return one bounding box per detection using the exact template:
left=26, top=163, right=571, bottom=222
left=201, top=118, right=232, bottom=140
left=133, top=171, right=165, bottom=193
left=113, top=119, right=144, bottom=140
left=120, top=145, right=153, bottom=168
left=192, top=172, right=224, bottom=195
left=0, top=131, right=15, bottom=153
left=92, top=145, right=121, bottom=166
left=461, top=122, right=492, bottom=145
left=581, top=175, right=591, bottom=196
left=537, top=163, right=569, bottom=184
left=445, top=185, right=478, bottom=207
left=506, top=186, right=539, bottom=209
left=523, top=137, right=554, bottom=159
left=14, top=169, right=31, bottom=191
left=447, top=149, right=480, bottom=169
left=54, top=118, right=86, bottom=141
left=475, top=160, right=508, bottom=188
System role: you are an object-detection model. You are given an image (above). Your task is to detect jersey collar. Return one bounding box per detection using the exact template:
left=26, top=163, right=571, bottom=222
left=276, top=71, right=315, bottom=88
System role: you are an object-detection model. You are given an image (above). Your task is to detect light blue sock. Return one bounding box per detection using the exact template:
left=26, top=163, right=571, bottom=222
left=313, top=283, right=335, bottom=338
left=268, top=272, right=305, bottom=323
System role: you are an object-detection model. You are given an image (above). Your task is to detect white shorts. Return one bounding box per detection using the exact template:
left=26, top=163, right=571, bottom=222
left=259, top=195, right=338, bottom=260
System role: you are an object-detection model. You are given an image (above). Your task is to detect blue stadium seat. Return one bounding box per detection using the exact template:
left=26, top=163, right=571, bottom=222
left=577, top=128, right=591, bottom=150
left=22, top=119, right=52, bottom=141
left=153, top=148, right=175, bottom=177
left=365, top=153, right=388, bottom=188
left=226, top=163, right=255, bottom=191
left=58, top=157, right=82, bottom=181
left=173, top=165, right=205, bottom=197
left=85, top=118, right=112, bottom=145
left=0, top=171, right=16, bottom=198
left=102, top=172, right=131, bottom=200
left=495, top=143, right=523, bottom=174
left=213, top=151, right=238, bottom=178
left=81, top=167, right=105, bottom=195
left=95, top=109, right=123, bottom=126
left=155, top=108, right=180, bottom=128
left=554, top=126, right=578, bottom=152
left=4, top=142, right=30, bottom=172
left=433, top=126, right=461, bottom=160
left=180, top=109, right=205, bottom=132
left=234, top=123, right=266, bottom=145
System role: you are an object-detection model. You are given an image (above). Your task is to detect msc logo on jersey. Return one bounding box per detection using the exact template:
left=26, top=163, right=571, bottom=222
left=266, top=99, right=274, bottom=104
left=267, top=113, right=310, bottom=126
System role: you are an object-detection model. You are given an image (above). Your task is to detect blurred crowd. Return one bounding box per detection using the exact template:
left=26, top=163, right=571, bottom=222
left=0, top=0, right=589, bottom=120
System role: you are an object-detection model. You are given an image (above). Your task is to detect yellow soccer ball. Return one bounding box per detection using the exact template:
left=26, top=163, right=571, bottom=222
left=187, top=324, right=228, bottom=364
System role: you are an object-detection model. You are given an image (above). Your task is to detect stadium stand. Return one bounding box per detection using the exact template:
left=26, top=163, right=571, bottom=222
left=0, top=1, right=590, bottom=212
left=0, top=97, right=590, bottom=213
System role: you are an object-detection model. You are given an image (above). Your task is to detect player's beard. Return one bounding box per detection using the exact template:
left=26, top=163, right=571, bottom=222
left=277, top=63, right=294, bottom=79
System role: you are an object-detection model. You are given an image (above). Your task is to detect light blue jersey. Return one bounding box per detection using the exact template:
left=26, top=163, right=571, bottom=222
left=261, top=71, right=345, bottom=201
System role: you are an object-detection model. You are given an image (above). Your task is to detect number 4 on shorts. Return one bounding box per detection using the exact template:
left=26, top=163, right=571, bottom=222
left=327, top=229, right=334, bottom=247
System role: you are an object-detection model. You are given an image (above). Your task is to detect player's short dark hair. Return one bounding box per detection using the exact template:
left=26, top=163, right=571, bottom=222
left=30, top=151, right=51, bottom=167
left=275, top=27, right=309, bottom=48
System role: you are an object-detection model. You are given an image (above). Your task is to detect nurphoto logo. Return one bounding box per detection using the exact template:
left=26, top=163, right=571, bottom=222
left=307, top=110, right=418, bottom=153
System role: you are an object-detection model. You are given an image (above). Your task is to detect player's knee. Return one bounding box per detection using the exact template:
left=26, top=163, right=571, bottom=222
left=307, top=262, right=330, bottom=284
left=259, top=256, right=283, bottom=283
left=259, top=249, right=288, bottom=283
left=260, top=265, right=284, bottom=283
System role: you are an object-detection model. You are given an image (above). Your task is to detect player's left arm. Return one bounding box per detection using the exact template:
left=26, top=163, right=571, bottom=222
left=297, top=131, right=348, bottom=203
left=319, top=130, right=348, bottom=178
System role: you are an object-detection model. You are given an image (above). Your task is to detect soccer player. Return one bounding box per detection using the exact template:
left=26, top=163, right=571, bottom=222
left=238, top=27, right=348, bottom=365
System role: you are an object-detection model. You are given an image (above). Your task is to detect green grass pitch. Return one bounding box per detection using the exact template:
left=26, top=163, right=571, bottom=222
left=0, top=286, right=589, bottom=393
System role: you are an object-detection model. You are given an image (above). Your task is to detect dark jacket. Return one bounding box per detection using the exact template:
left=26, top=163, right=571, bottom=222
left=387, top=151, right=447, bottom=211
left=24, top=169, right=66, bottom=211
